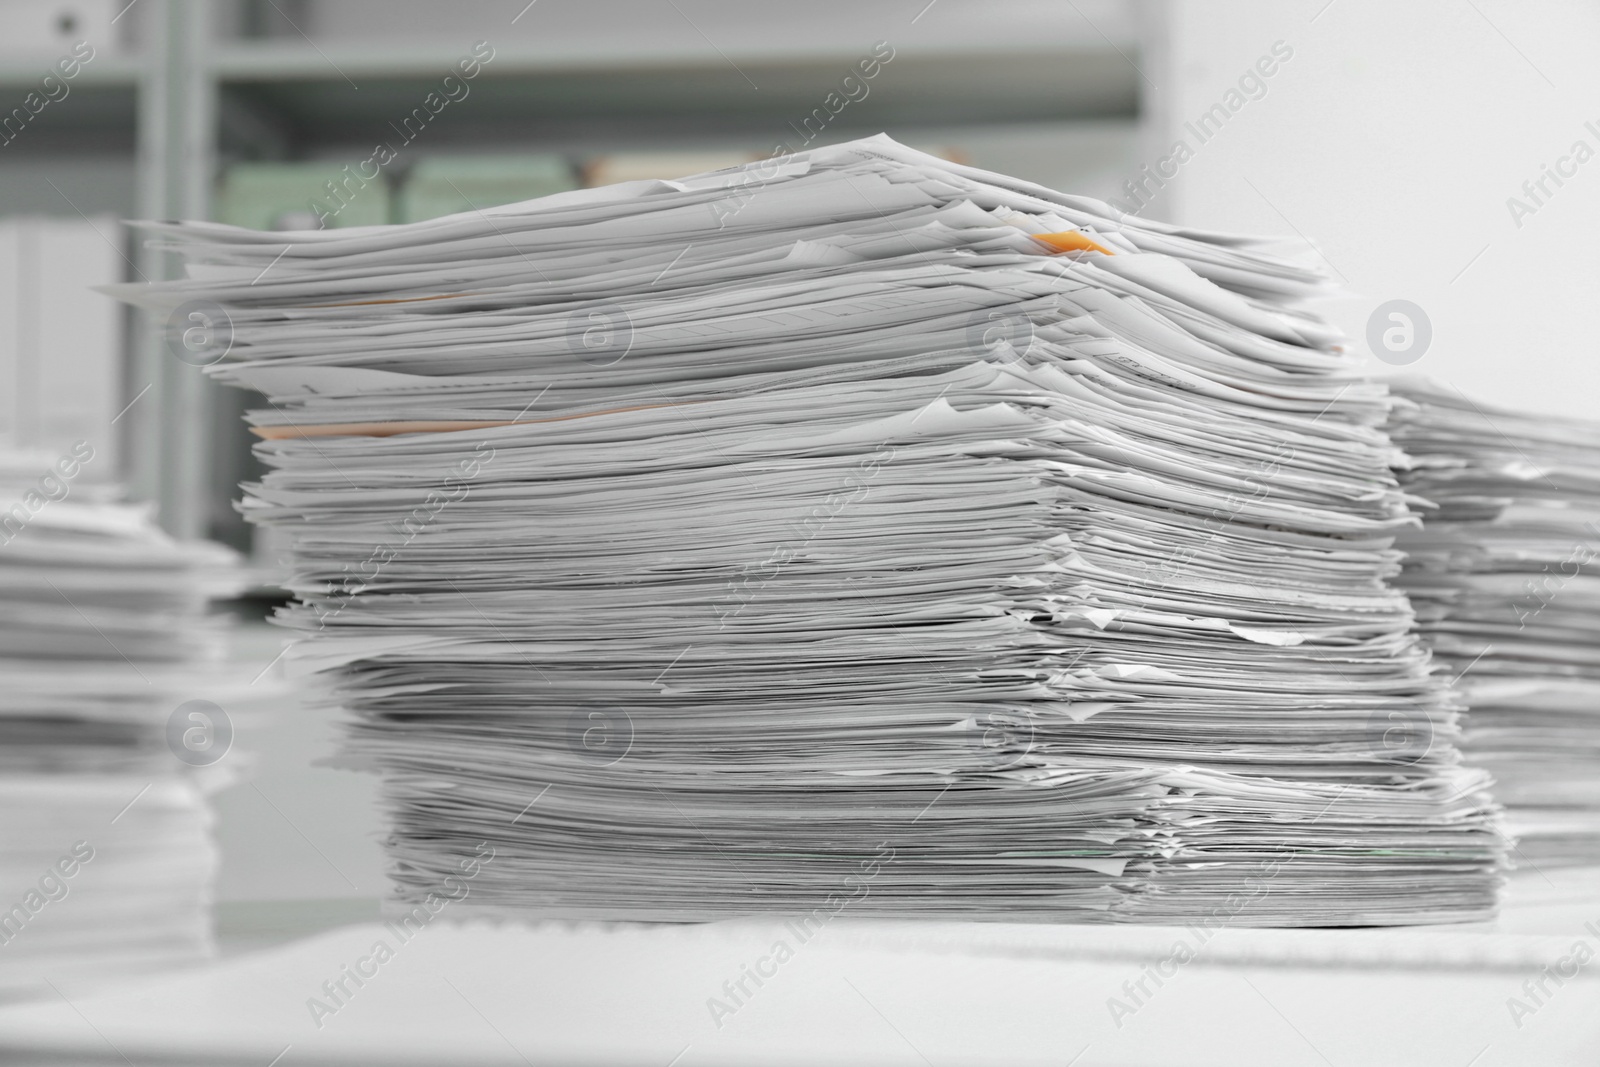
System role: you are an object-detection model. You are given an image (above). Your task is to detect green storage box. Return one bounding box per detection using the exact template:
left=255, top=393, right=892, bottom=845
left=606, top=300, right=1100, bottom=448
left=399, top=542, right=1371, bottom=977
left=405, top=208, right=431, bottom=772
left=216, top=162, right=391, bottom=230
left=395, top=155, right=576, bottom=223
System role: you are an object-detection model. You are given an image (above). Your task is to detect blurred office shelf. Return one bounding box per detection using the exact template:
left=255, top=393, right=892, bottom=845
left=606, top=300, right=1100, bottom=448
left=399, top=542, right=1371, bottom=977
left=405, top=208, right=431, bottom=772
left=0, top=41, right=1135, bottom=159
left=210, top=42, right=1137, bottom=150
left=0, top=54, right=141, bottom=151
left=0, top=54, right=141, bottom=86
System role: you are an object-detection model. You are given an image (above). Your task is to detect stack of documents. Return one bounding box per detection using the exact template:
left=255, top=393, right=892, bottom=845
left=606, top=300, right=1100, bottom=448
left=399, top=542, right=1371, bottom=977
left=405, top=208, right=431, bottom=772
left=0, top=453, right=240, bottom=992
left=114, top=134, right=1505, bottom=925
left=1391, top=380, right=1600, bottom=867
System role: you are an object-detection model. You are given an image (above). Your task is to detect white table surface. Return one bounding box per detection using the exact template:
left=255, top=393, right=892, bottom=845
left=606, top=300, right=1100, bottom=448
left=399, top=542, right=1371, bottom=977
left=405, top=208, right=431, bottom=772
left=0, top=870, right=1597, bottom=1067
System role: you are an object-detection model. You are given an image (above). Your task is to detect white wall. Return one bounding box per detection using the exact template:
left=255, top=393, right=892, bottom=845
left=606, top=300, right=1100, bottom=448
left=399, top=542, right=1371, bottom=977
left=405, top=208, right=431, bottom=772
left=0, top=215, right=124, bottom=476
left=1145, top=0, right=1600, bottom=420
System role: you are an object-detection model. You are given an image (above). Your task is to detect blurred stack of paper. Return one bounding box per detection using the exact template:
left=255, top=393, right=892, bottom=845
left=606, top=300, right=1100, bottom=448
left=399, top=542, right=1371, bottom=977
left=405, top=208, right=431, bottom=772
left=0, top=451, right=243, bottom=993
left=1391, top=380, right=1600, bottom=867
left=113, top=134, right=1505, bottom=925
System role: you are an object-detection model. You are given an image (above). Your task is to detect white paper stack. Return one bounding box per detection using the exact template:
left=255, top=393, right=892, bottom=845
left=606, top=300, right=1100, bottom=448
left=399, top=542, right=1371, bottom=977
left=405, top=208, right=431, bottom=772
left=0, top=453, right=241, bottom=993
left=113, top=135, right=1505, bottom=925
left=1390, top=380, right=1600, bottom=867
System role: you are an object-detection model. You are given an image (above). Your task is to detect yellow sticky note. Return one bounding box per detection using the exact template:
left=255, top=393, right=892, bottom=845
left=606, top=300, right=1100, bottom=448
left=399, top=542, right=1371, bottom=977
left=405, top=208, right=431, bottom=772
left=1034, top=231, right=1113, bottom=256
